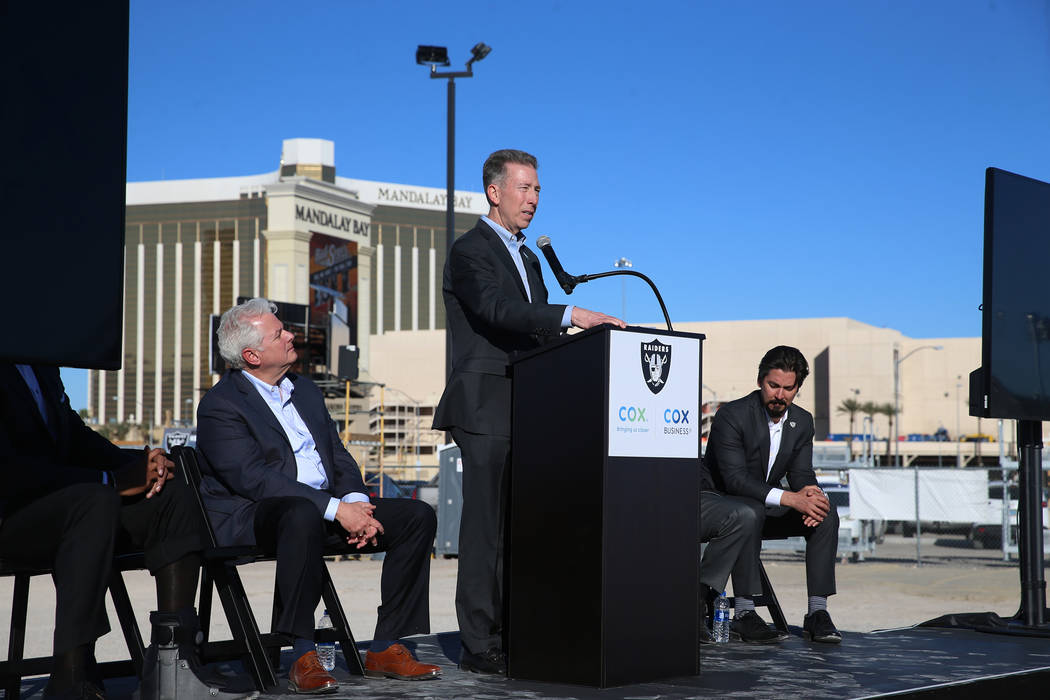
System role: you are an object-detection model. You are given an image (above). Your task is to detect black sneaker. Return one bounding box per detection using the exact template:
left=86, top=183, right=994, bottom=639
left=458, top=646, right=506, bottom=675
left=730, top=610, right=788, bottom=644
left=698, top=595, right=716, bottom=644
left=803, top=610, right=843, bottom=644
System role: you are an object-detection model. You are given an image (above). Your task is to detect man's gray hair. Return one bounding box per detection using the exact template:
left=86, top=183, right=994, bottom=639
left=482, top=149, right=538, bottom=190
left=217, top=298, right=277, bottom=369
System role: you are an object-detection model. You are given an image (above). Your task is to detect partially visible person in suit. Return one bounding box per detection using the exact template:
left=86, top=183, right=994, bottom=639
left=196, top=298, right=440, bottom=694
left=705, top=346, right=842, bottom=644
left=698, top=458, right=762, bottom=644
left=0, top=363, right=233, bottom=700
left=433, top=149, right=625, bottom=674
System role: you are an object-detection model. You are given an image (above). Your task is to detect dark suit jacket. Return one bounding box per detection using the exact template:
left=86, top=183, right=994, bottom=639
left=433, top=219, right=566, bottom=437
left=0, top=363, right=138, bottom=524
left=704, top=390, right=818, bottom=504
left=196, top=369, right=367, bottom=547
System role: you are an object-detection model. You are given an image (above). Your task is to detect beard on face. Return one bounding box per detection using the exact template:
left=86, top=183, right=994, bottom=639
left=766, top=400, right=787, bottom=418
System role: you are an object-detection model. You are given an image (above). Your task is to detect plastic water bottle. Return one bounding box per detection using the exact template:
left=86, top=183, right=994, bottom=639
left=316, top=610, right=335, bottom=671
left=713, top=591, right=731, bottom=644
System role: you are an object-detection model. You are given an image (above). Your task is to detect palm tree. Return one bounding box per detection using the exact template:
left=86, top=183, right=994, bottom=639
left=836, top=398, right=863, bottom=459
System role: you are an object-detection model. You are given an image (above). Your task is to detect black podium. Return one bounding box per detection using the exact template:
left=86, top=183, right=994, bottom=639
left=506, top=325, right=703, bottom=688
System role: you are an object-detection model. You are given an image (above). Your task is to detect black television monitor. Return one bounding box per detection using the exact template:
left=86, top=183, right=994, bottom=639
left=1, top=2, right=129, bottom=369
left=974, top=167, right=1050, bottom=421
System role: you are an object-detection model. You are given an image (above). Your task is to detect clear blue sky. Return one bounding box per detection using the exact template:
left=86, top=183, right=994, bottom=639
left=63, top=0, right=1050, bottom=408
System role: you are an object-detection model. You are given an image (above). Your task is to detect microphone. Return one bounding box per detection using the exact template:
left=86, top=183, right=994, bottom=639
left=535, top=236, right=579, bottom=294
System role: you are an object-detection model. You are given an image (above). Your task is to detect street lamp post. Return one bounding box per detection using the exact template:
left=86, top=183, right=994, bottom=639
left=893, top=344, right=943, bottom=467
left=892, top=344, right=942, bottom=567
left=416, top=43, right=491, bottom=385
left=383, top=385, right=423, bottom=477
left=613, top=257, right=632, bottom=320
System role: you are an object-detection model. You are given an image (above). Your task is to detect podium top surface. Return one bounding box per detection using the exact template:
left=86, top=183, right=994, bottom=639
left=509, top=323, right=705, bottom=366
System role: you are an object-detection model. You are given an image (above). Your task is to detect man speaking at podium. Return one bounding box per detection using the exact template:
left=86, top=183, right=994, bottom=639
left=434, top=149, right=624, bottom=674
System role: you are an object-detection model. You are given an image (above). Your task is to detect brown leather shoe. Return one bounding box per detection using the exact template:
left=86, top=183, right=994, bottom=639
left=288, top=651, right=338, bottom=694
left=364, top=643, right=441, bottom=680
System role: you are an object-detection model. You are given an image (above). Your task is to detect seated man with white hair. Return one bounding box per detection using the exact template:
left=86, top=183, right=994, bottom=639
left=196, top=298, right=440, bottom=694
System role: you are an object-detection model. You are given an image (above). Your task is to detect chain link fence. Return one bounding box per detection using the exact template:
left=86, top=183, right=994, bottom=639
left=761, top=462, right=1050, bottom=566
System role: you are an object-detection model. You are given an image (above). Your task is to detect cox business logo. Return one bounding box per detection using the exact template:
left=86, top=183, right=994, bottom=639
left=663, top=407, right=692, bottom=436
left=663, top=408, right=689, bottom=424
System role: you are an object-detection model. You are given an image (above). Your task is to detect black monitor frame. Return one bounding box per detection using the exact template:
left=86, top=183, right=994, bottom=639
left=975, top=167, right=1050, bottom=421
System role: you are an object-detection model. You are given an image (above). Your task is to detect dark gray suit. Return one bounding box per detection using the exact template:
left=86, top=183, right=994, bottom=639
left=197, top=369, right=435, bottom=640
left=433, top=218, right=565, bottom=654
left=699, top=460, right=761, bottom=597
left=705, top=390, right=837, bottom=597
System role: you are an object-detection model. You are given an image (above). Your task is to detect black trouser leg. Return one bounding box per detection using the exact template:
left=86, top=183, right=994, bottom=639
left=117, top=475, right=207, bottom=575
left=700, top=491, right=763, bottom=595
left=0, top=484, right=121, bottom=656
left=727, top=497, right=767, bottom=598
left=762, top=507, right=839, bottom=597
left=450, top=428, right=510, bottom=654
left=252, top=497, right=325, bottom=639
left=328, top=497, right=436, bottom=641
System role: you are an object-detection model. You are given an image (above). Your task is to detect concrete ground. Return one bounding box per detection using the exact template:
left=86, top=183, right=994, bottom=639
left=1, top=534, right=1029, bottom=666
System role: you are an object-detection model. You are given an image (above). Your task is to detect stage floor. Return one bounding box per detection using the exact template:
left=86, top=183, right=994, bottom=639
left=13, top=626, right=1050, bottom=699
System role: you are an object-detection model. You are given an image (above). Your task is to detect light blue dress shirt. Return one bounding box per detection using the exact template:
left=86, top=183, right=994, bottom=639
left=481, top=216, right=574, bottom=328
left=242, top=370, right=368, bottom=521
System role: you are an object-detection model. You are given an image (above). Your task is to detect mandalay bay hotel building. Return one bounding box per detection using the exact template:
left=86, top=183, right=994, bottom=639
left=87, top=138, right=485, bottom=466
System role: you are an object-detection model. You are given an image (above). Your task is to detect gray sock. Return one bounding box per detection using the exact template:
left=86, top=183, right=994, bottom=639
left=808, top=595, right=827, bottom=615
left=734, top=595, right=755, bottom=615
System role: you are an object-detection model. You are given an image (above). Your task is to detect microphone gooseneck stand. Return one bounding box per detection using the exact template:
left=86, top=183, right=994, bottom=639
left=534, top=235, right=673, bottom=332
left=570, top=269, right=673, bottom=333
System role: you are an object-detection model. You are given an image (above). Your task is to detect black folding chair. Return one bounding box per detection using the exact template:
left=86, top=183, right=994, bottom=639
left=0, top=554, right=147, bottom=700
left=172, top=446, right=365, bottom=691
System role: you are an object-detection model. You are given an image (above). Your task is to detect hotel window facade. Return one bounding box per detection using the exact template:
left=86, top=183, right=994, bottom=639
left=87, top=138, right=486, bottom=440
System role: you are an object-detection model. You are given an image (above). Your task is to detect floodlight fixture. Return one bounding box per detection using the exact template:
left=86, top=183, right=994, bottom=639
left=468, top=42, right=492, bottom=66
left=415, top=45, right=450, bottom=67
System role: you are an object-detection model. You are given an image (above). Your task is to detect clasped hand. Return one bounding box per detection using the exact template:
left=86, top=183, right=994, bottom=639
left=785, top=484, right=831, bottom=528
left=335, top=501, right=385, bottom=549
left=115, top=447, right=175, bottom=498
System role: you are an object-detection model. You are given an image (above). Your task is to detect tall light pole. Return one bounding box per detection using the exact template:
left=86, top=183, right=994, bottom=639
left=956, top=376, right=963, bottom=466
left=416, top=43, right=491, bottom=385
left=613, top=257, right=632, bottom=320
left=893, top=344, right=943, bottom=467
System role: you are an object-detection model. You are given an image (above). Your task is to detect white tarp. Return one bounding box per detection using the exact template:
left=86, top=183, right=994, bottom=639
left=849, top=469, right=999, bottom=522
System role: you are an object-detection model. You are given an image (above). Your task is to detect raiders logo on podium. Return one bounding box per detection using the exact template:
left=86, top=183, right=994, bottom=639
left=640, top=339, right=672, bottom=395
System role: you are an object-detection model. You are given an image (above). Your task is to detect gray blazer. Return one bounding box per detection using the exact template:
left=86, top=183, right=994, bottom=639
left=704, top=390, right=818, bottom=504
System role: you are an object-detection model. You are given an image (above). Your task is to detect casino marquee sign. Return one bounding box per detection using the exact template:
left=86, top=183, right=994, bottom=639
left=295, top=204, right=370, bottom=236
